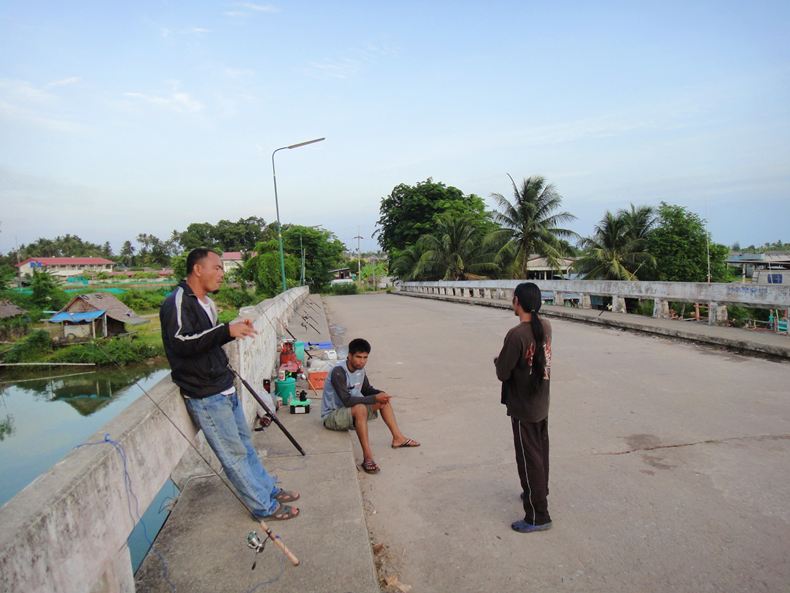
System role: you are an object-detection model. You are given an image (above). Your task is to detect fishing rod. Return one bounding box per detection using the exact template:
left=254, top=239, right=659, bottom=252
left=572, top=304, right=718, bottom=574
left=229, top=366, right=306, bottom=456
left=283, top=327, right=313, bottom=359
left=87, top=341, right=301, bottom=571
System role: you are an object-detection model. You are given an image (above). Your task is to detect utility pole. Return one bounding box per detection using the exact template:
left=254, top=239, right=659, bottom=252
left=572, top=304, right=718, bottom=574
left=299, top=234, right=305, bottom=286
left=354, top=229, right=363, bottom=289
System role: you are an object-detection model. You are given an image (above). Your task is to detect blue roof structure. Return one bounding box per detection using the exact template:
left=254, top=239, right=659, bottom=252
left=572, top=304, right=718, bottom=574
left=48, top=310, right=105, bottom=323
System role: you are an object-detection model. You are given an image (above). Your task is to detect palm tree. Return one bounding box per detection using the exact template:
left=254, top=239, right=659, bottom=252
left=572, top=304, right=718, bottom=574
left=414, top=214, right=499, bottom=280
left=575, top=208, right=656, bottom=280
left=489, top=175, right=577, bottom=278
left=620, top=204, right=656, bottom=243
left=391, top=242, right=426, bottom=281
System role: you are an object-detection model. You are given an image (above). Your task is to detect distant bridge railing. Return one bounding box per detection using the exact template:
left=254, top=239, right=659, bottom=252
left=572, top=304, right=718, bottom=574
left=0, top=287, right=308, bottom=593
left=398, top=280, right=790, bottom=325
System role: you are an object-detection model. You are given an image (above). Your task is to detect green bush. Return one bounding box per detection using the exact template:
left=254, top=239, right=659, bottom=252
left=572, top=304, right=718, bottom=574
left=328, top=283, right=358, bottom=295
left=215, top=286, right=258, bottom=309
left=1, top=330, right=52, bottom=363
left=634, top=299, right=655, bottom=317
left=218, top=309, right=238, bottom=324
left=119, top=289, right=168, bottom=312
left=726, top=305, right=770, bottom=328
left=48, top=336, right=164, bottom=365
left=0, top=316, right=30, bottom=341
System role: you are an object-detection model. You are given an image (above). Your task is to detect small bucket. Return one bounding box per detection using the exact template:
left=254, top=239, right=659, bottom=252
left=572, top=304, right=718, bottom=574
left=275, top=377, right=297, bottom=405
left=307, top=371, right=328, bottom=390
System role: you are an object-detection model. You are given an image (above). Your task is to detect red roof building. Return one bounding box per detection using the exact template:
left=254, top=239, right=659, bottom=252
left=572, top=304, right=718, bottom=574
left=16, top=257, right=115, bottom=278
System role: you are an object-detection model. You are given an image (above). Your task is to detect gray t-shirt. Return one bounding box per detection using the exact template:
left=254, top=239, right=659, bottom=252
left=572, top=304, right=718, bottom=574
left=321, top=360, right=381, bottom=418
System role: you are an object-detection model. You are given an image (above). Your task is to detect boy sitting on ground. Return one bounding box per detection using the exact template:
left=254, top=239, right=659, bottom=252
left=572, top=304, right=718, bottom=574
left=321, top=338, right=419, bottom=473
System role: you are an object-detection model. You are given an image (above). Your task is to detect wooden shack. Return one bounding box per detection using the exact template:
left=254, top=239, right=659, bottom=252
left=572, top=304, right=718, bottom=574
left=48, top=293, right=147, bottom=341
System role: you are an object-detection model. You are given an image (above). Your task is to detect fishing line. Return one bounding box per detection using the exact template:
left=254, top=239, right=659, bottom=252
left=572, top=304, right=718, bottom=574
left=81, top=339, right=294, bottom=590
left=75, top=433, right=177, bottom=593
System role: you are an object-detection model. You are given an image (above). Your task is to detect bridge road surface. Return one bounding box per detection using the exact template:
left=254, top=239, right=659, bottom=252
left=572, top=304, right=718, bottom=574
left=322, top=293, right=790, bottom=593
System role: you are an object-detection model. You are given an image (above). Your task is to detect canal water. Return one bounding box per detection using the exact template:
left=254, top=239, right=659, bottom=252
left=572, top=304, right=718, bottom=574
left=0, top=364, right=176, bottom=571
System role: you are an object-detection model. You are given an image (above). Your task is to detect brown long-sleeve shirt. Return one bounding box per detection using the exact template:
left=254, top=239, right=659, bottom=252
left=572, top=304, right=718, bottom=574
left=495, top=319, right=552, bottom=423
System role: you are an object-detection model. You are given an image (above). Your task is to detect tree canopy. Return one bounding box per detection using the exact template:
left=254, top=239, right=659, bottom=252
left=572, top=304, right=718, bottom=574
left=575, top=206, right=656, bottom=280
left=244, top=225, right=345, bottom=296
left=375, top=178, right=492, bottom=257
left=175, top=217, right=267, bottom=253
left=8, top=234, right=112, bottom=261
left=646, top=202, right=729, bottom=282
left=489, top=175, right=577, bottom=278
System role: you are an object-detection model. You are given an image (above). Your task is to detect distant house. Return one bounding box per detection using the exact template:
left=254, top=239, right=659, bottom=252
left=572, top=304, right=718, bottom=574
left=0, top=300, right=26, bottom=321
left=727, top=252, right=790, bottom=284
left=220, top=252, right=245, bottom=273
left=0, top=300, right=28, bottom=340
left=524, top=255, right=576, bottom=280
left=48, top=293, right=147, bottom=341
left=16, top=257, right=115, bottom=279
left=329, top=267, right=354, bottom=285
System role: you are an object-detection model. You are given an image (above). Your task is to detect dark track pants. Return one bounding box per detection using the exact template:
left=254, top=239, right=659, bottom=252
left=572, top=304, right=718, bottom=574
left=512, top=417, right=551, bottom=525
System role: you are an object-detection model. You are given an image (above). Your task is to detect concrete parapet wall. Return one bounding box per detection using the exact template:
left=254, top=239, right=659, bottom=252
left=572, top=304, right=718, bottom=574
left=0, top=287, right=308, bottom=593
left=172, top=286, right=308, bottom=484
left=400, top=279, right=790, bottom=308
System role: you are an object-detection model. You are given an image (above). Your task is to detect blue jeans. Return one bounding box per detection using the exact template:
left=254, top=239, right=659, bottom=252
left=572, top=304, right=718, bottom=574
left=185, top=391, right=280, bottom=518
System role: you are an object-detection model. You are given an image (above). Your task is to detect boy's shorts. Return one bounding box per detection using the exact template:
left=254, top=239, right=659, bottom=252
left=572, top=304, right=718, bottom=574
left=322, top=405, right=378, bottom=431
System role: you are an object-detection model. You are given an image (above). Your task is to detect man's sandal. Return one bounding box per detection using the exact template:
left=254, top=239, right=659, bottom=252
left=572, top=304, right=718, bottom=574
left=275, top=489, right=300, bottom=503
left=361, top=458, right=380, bottom=474
left=266, top=503, right=300, bottom=521
left=392, top=438, right=420, bottom=449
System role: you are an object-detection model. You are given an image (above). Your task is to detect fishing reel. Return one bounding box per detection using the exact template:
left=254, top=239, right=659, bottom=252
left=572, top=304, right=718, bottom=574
left=246, top=530, right=268, bottom=570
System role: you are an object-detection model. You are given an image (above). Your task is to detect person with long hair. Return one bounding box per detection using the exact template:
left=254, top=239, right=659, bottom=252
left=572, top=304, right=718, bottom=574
left=495, top=282, right=553, bottom=532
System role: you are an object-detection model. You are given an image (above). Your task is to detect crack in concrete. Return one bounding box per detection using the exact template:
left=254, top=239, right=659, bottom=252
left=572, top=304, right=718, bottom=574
left=597, top=434, right=790, bottom=455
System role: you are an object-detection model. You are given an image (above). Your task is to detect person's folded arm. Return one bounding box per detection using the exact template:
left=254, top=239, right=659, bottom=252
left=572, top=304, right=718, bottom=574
left=331, top=366, right=377, bottom=407
left=495, top=330, right=521, bottom=382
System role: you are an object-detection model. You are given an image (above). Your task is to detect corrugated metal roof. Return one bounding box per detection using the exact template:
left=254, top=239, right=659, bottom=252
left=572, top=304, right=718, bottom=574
left=0, top=300, right=26, bottom=319
left=16, top=257, right=114, bottom=267
left=48, top=310, right=106, bottom=323
left=75, top=293, right=144, bottom=323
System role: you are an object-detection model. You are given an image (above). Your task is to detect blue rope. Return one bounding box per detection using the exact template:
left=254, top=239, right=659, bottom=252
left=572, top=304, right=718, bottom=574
left=75, top=433, right=285, bottom=592
left=75, top=433, right=176, bottom=593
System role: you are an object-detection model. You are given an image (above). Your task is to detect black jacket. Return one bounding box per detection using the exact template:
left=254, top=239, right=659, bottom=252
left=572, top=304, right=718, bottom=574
left=160, top=281, right=234, bottom=398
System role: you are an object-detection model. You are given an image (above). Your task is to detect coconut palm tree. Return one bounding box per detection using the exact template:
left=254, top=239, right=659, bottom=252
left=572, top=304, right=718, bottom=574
left=575, top=208, right=656, bottom=280
left=391, top=242, right=426, bottom=281
left=621, top=204, right=657, bottom=243
left=489, top=175, right=577, bottom=278
left=413, top=214, right=499, bottom=280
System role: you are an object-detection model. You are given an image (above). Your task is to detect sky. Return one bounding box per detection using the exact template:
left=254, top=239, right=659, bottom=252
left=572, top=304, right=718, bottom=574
left=1, top=1, right=789, bottom=255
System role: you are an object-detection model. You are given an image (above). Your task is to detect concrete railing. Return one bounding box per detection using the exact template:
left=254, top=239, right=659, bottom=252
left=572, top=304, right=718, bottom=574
left=399, top=280, right=790, bottom=325
left=0, top=286, right=308, bottom=593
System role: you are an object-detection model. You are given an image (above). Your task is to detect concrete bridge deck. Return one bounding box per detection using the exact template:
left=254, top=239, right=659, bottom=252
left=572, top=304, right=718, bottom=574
left=324, top=294, right=789, bottom=593
left=138, top=293, right=789, bottom=593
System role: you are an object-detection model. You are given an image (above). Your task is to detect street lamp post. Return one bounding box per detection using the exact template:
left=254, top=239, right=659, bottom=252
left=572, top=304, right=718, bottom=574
left=271, top=137, right=325, bottom=293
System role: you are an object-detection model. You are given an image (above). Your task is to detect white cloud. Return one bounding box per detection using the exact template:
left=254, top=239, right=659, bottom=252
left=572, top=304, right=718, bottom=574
left=0, top=101, right=80, bottom=132
left=224, top=67, right=255, bottom=79
left=0, top=78, right=54, bottom=104
left=0, top=79, right=79, bottom=131
left=123, top=87, right=204, bottom=113
left=47, top=76, right=81, bottom=88
left=225, top=2, right=279, bottom=17
left=237, top=2, right=278, bottom=13
left=305, top=41, right=398, bottom=80
left=159, top=24, right=211, bottom=38
left=307, top=58, right=361, bottom=80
